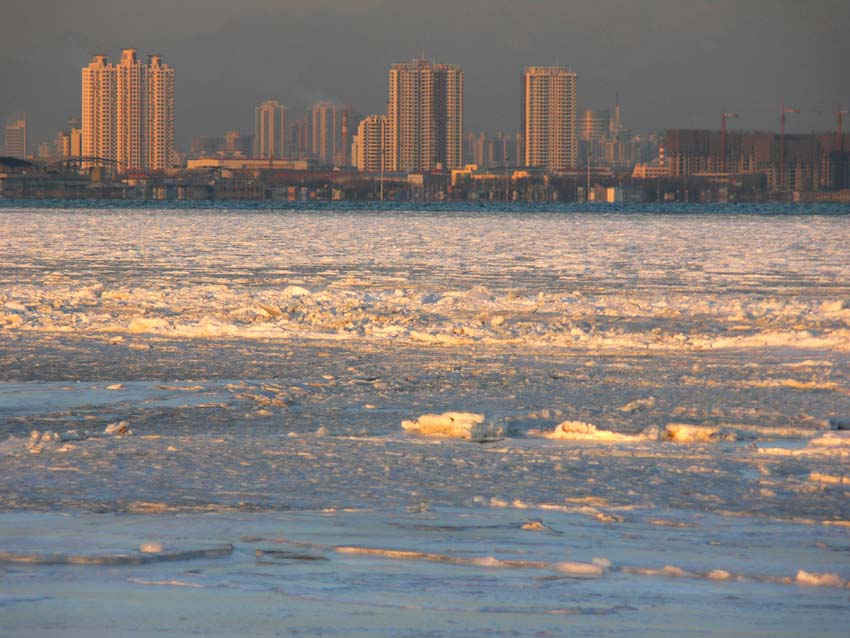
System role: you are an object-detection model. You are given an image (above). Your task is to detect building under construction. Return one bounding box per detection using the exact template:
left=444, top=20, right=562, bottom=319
left=663, top=129, right=850, bottom=192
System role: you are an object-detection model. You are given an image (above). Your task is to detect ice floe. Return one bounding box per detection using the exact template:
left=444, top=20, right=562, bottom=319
left=535, top=420, right=649, bottom=443
left=0, top=544, right=234, bottom=565
left=401, top=412, right=506, bottom=442
left=662, top=423, right=739, bottom=443
left=795, top=570, right=848, bottom=588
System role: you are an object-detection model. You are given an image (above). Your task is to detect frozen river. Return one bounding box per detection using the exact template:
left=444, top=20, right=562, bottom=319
left=1, top=204, right=849, bottom=636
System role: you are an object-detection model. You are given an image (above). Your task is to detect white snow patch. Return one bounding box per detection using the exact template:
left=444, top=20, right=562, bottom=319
left=795, top=570, right=848, bottom=588
left=809, top=472, right=850, bottom=486
left=821, top=299, right=849, bottom=313
left=140, top=542, right=165, bottom=554
left=4, top=301, right=27, bottom=313
left=663, top=423, right=738, bottom=443
left=809, top=431, right=850, bottom=447
left=128, top=316, right=170, bottom=333
left=551, top=561, right=607, bottom=578
left=536, top=421, right=647, bottom=443
left=401, top=412, right=505, bottom=442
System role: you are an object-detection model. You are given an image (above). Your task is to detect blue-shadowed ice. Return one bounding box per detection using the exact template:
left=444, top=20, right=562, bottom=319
left=1, top=205, right=849, bottom=636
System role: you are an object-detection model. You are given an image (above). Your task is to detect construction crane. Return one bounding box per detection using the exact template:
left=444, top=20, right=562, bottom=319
left=779, top=103, right=800, bottom=191
left=721, top=106, right=738, bottom=173
left=837, top=104, right=849, bottom=153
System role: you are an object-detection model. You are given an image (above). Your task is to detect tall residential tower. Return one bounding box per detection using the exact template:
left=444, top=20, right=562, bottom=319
left=145, top=55, right=175, bottom=171
left=308, top=102, right=353, bottom=166
left=521, top=66, right=577, bottom=172
left=253, top=100, right=287, bottom=160
left=3, top=112, right=28, bottom=159
left=352, top=114, right=388, bottom=172
left=81, top=49, right=174, bottom=171
left=387, top=58, right=463, bottom=172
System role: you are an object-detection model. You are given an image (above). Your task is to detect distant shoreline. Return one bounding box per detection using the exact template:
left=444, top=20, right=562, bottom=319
left=0, top=199, right=848, bottom=215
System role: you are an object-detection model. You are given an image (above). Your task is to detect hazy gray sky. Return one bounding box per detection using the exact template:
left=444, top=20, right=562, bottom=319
left=2, top=0, right=848, bottom=149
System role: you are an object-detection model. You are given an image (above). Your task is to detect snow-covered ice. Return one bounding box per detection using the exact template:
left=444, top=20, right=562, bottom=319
left=1, top=205, right=849, bottom=636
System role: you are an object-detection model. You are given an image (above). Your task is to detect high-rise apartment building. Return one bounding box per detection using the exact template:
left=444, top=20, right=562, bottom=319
left=522, top=67, right=577, bottom=172
left=352, top=114, right=388, bottom=172
left=254, top=100, right=287, bottom=160
left=3, top=112, right=27, bottom=159
left=387, top=58, right=463, bottom=172
left=145, top=55, right=175, bottom=171
left=308, top=102, right=353, bottom=166
left=82, top=55, right=114, bottom=163
left=115, top=48, right=144, bottom=170
left=81, top=49, right=174, bottom=171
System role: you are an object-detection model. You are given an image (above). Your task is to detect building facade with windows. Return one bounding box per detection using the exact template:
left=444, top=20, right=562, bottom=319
left=522, top=66, right=577, bottom=172
left=3, top=112, right=27, bottom=159
left=81, top=49, right=174, bottom=171
left=352, top=114, right=388, bottom=172
left=387, top=58, right=463, bottom=172
left=254, top=100, right=287, bottom=160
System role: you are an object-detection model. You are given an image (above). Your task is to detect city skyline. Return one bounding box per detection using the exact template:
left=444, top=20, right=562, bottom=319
left=2, top=0, right=848, bottom=150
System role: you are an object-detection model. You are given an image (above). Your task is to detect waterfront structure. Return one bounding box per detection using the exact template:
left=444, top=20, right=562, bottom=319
left=81, top=49, right=174, bottom=171
left=308, top=102, right=352, bottom=166
left=522, top=67, right=577, bottom=171
left=254, top=100, right=287, bottom=160
left=3, top=112, right=27, bottom=159
left=186, top=158, right=315, bottom=171
left=387, top=58, right=463, bottom=172
left=352, top=114, right=388, bottom=172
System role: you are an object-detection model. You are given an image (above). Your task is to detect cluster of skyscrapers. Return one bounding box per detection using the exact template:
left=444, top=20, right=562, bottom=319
left=204, top=59, right=584, bottom=176
left=81, top=48, right=174, bottom=171
left=351, top=61, right=579, bottom=174
left=244, top=58, right=468, bottom=173
left=5, top=53, right=591, bottom=177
